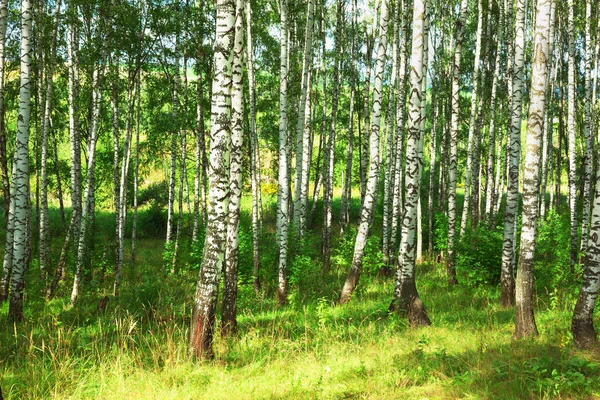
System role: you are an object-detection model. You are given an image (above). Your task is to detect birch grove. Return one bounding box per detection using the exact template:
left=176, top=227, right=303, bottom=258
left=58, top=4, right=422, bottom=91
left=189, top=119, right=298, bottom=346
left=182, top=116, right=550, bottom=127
left=0, top=0, right=598, bottom=364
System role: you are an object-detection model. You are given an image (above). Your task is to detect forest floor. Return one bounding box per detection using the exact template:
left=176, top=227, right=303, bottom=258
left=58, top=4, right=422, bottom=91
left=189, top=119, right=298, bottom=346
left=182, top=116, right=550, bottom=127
left=1, top=199, right=600, bottom=399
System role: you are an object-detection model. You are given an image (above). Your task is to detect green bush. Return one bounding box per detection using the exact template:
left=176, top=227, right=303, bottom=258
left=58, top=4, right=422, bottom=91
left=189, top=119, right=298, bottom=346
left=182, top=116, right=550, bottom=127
left=433, top=212, right=449, bottom=253
left=136, top=181, right=169, bottom=209
left=133, top=205, right=167, bottom=239
left=455, top=225, right=503, bottom=286
left=535, top=210, right=578, bottom=307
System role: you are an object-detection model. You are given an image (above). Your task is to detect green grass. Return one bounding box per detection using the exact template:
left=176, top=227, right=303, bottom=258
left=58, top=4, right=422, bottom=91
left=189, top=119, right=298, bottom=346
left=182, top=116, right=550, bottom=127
left=0, top=192, right=598, bottom=399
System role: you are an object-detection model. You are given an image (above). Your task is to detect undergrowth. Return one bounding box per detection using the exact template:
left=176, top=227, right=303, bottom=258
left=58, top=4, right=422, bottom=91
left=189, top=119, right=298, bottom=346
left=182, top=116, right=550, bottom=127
left=0, top=199, right=599, bottom=399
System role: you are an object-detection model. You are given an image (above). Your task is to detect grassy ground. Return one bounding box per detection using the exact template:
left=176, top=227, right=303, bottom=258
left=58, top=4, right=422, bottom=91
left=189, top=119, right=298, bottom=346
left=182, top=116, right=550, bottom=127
left=1, top=194, right=599, bottom=399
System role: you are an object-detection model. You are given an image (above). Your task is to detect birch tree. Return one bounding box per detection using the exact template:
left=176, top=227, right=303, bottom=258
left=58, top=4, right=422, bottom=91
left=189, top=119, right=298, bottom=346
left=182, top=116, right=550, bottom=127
left=222, top=0, right=245, bottom=335
left=39, top=0, right=61, bottom=286
left=580, top=0, right=593, bottom=254
left=459, top=0, right=484, bottom=236
left=246, top=0, right=261, bottom=293
left=567, top=0, right=577, bottom=269
left=514, top=0, right=553, bottom=339
left=339, top=0, right=389, bottom=305
left=0, top=0, right=7, bottom=221
left=389, top=0, right=430, bottom=327
left=189, top=0, right=235, bottom=358
left=382, top=0, right=400, bottom=269
left=501, top=0, right=526, bottom=307
left=447, top=0, right=468, bottom=285
left=293, top=0, right=315, bottom=236
left=8, top=0, right=33, bottom=320
left=339, top=0, right=357, bottom=235
left=322, top=0, right=344, bottom=272
left=275, top=0, right=291, bottom=305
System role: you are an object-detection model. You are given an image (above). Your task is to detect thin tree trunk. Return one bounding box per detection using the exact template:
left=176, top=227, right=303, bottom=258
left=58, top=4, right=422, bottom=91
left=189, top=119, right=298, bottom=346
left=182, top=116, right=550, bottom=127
left=71, top=43, right=105, bottom=305
left=113, top=67, right=137, bottom=297
left=222, top=0, right=245, bottom=335
left=293, top=0, right=315, bottom=236
left=359, top=0, right=381, bottom=207
left=339, top=0, right=389, bottom=305
left=51, top=122, right=65, bottom=228
left=38, top=0, right=61, bottom=287
left=447, top=0, right=468, bottom=285
left=382, top=0, right=400, bottom=269
left=580, top=0, right=593, bottom=254
left=340, top=0, right=358, bottom=235
left=484, top=0, right=504, bottom=225
left=8, top=0, right=33, bottom=320
left=132, top=68, right=141, bottom=265
left=276, top=0, right=290, bottom=305
left=390, top=0, right=409, bottom=258
left=245, top=0, right=260, bottom=294
left=322, top=0, right=344, bottom=272
left=189, top=0, right=235, bottom=359
left=390, top=0, right=431, bottom=327
left=500, top=0, right=525, bottom=307
left=459, top=0, right=484, bottom=236
left=567, top=0, right=577, bottom=269
left=0, top=0, right=8, bottom=224
left=540, top=9, right=557, bottom=219
left=515, top=0, right=552, bottom=339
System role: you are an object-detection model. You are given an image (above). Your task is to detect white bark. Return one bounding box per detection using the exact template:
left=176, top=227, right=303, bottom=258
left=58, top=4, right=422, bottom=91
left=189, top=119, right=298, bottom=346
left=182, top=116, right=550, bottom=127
left=276, top=0, right=290, bottom=304
left=339, top=0, right=389, bottom=304
left=189, top=0, right=235, bottom=358
left=8, top=0, right=33, bottom=320
left=293, top=0, right=315, bottom=236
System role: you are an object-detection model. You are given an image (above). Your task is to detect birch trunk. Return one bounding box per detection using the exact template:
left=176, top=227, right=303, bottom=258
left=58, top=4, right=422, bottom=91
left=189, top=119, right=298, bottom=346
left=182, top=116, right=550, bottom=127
left=390, top=0, right=409, bottom=257
left=500, top=0, right=526, bottom=307
left=245, top=1, right=260, bottom=294
left=189, top=0, right=235, bottom=358
left=293, top=0, right=315, bottom=236
left=0, top=0, right=9, bottom=223
left=276, top=0, right=290, bottom=305
left=132, top=72, right=141, bottom=265
left=39, top=0, right=61, bottom=286
left=382, top=0, right=400, bottom=269
left=580, top=0, right=593, bottom=254
left=340, top=0, right=358, bottom=235
left=8, top=0, right=32, bottom=320
left=567, top=0, right=577, bottom=269
left=71, top=40, right=105, bottom=305
left=222, top=0, right=245, bottom=335
left=339, top=0, right=389, bottom=305
left=459, top=0, right=484, bottom=236
left=322, top=0, right=344, bottom=272
left=389, top=0, right=430, bottom=327
left=515, top=0, right=552, bottom=339
left=484, top=0, right=505, bottom=224
left=447, top=0, right=468, bottom=285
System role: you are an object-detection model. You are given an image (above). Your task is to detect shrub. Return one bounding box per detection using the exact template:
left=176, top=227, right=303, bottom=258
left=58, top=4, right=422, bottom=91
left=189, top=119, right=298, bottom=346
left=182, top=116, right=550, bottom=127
left=433, top=212, right=449, bottom=253
left=535, top=210, right=578, bottom=307
left=455, top=225, right=503, bottom=286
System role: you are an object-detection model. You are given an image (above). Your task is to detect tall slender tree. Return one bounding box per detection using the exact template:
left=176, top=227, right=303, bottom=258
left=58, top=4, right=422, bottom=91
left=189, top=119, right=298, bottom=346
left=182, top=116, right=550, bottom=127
left=567, top=0, right=578, bottom=269
left=339, top=0, right=389, bottom=304
left=501, top=0, right=526, bottom=307
left=189, top=0, right=235, bottom=358
left=447, top=0, right=468, bottom=285
left=8, top=0, right=33, bottom=320
left=322, top=0, right=344, bottom=272
left=459, top=0, right=484, bottom=236
left=276, top=0, right=290, bottom=305
left=389, top=0, right=430, bottom=327
left=222, top=0, right=245, bottom=335
left=293, top=0, right=315, bottom=236
left=515, top=0, right=553, bottom=339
